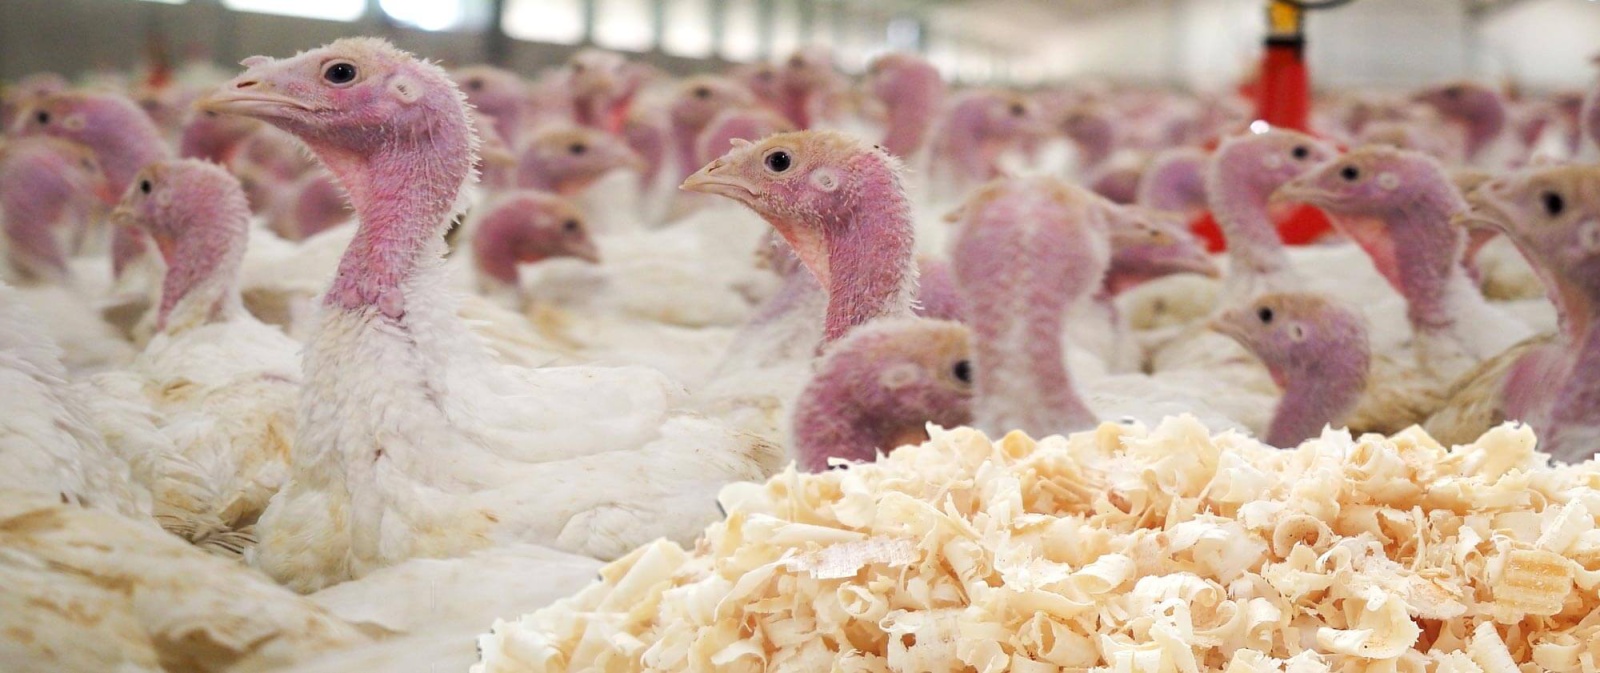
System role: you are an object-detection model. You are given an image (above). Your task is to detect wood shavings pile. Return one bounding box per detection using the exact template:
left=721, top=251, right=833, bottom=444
left=473, top=417, right=1600, bottom=672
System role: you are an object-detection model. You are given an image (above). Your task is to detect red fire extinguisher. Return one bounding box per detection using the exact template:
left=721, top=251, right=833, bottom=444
left=1191, top=0, right=1357, bottom=252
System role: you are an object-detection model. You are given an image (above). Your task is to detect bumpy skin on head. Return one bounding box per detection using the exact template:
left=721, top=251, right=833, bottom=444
left=110, top=159, right=251, bottom=332
left=930, top=89, right=1048, bottom=188
left=1212, top=292, right=1371, bottom=448
left=694, top=107, right=794, bottom=167
left=199, top=36, right=477, bottom=319
left=453, top=65, right=530, bottom=146
left=669, top=76, right=757, bottom=180
left=950, top=177, right=1113, bottom=438
left=471, top=190, right=600, bottom=289
left=1412, top=81, right=1507, bottom=162
left=1275, top=146, right=1470, bottom=332
left=16, top=91, right=174, bottom=278
left=1206, top=129, right=1336, bottom=292
left=791, top=317, right=973, bottom=472
left=683, top=130, right=916, bottom=344
left=0, top=137, right=112, bottom=282
left=515, top=123, right=645, bottom=194
left=0, top=72, right=68, bottom=129
left=866, top=53, right=945, bottom=159
left=1458, top=165, right=1600, bottom=461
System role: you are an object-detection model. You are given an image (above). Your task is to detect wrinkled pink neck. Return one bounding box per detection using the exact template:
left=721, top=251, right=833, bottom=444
left=1265, top=356, right=1367, bottom=448
left=1543, top=317, right=1600, bottom=460
left=322, top=127, right=473, bottom=319
left=819, top=166, right=917, bottom=343
left=157, top=199, right=249, bottom=331
left=112, top=226, right=150, bottom=279
left=1208, top=176, right=1289, bottom=279
left=1378, top=184, right=1472, bottom=333
left=880, top=70, right=942, bottom=158
left=960, top=211, right=1104, bottom=437
left=791, top=373, right=903, bottom=472
left=936, top=100, right=999, bottom=185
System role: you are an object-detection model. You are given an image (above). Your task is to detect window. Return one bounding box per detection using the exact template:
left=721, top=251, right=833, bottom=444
left=808, top=1, right=835, bottom=48
left=221, top=0, right=364, bottom=21
left=663, top=0, right=714, bottom=57
left=770, top=0, right=802, bottom=60
left=594, top=0, right=656, bottom=52
left=380, top=0, right=490, bottom=31
left=720, top=0, right=761, bottom=62
left=502, top=0, right=586, bottom=44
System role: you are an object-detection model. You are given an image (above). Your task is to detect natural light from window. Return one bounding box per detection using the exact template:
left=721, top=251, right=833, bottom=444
left=221, top=0, right=364, bottom=21
left=721, top=0, right=761, bottom=62
left=594, top=0, right=655, bottom=52
left=502, top=0, right=585, bottom=44
left=662, top=0, right=713, bottom=57
left=770, top=0, right=802, bottom=60
left=379, top=0, right=476, bottom=31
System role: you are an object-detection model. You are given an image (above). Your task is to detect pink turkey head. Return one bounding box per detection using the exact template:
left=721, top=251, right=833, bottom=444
left=1412, top=81, right=1507, bottom=158
left=682, top=130, right=905, bottom=291
left=516, top=123, right=644, bottom=194
left=0, top=137, right=111, bottom=281
left=1105, top=205, right=1220, bottom=293
left=792, top=317, right=973, bottom=472
left=865, top=52, right=946, bottom=158
left=15, top=91, right=170, bottom=194
left=567, top=49, right=626, bottom=102
left=199, top=37, right=474, bottom=170
left=1136, top=147, right=1209, bottom=218
left=1, top=72, right=68, bottom=130
left=178, top=109, right=264, bottom=164
left=1058, top=102, right=1117, bottom=167
left=472, top=190, right=599, bottom=286
left=1275, top=145, right=1448, bottom=219
left=1212, top=292, right=1371, bottom=388
left=1209, top=128, right=1336, bottom=206
left=110, top=159, right=251, bottom=329
left=669, top=76, right=757, bottom=135
left=1461, top=164, right=1600, bottom=301
left=453, top=65, right=529, bottom=144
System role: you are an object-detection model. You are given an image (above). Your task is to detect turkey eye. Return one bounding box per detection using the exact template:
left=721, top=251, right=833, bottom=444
left=563, top=219, right=580, bottom=232
left=1339, top=165, right=1360, bottom=181
left=1541, top=191, right=1564, bottom=217
left=1257, top=306, right=1274, bottom=324
left=569, top=142, right=588, bottom=155
left=466, top=78, right=483, bottom=91
left=764, top=150, right=792, bottom=173
left=139, top=180, right=152, bottom=194
left=35, top=110, right=49, bottom=124
left=323, top=61, right=357, bottom=85
left=692, top=86, right=711, bottom=100
left=952, top=360, right=972, bottom=384
left=1291, top=145, right=1310, bottom=160
left=1009, top=103, right=1026, bottom=117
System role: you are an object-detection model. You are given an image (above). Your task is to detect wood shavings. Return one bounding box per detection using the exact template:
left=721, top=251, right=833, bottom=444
left=474, top=418, right=1600, bottom=673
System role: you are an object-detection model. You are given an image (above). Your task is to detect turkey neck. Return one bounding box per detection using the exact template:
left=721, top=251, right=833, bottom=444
left=1544, top=315, right=1600, bottom=459
left=965, top=211, right=1102, bottom=437
left=1266, top=357, right=1366, bottom=448
left=880, top=73, right=939, bottom=158
left=819, top=165, right=917, bottom=343
left=158, top=197, right=250, bottom=332
left=791, top=386, right=904, bottom=472
left=1379, top=183, right=1483, bottom=337
left=322, top=126, right=474, bottom=319
left=1209, top=180, right=1291, bottom=284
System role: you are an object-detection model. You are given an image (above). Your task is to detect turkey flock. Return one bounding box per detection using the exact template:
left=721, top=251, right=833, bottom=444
left=0, top=33, right=1597, bottom=672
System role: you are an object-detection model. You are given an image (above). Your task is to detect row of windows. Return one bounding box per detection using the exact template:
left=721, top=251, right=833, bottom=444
left=135, top=0, right=1017, bottom=82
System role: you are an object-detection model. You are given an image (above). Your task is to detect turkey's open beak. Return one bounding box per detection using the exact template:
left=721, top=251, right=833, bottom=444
left=1455, top=183, right=1512, bottom=233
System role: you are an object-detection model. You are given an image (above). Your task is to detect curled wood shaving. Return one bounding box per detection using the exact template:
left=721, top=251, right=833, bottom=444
left=475, top=417, right=1600, bottom=673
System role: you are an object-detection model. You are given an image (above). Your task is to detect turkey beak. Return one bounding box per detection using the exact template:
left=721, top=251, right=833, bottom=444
left=1270, top=177, right=1317, bottom=208
left=1205, top=311, right=1247, bottom=342
left=680, top=158, right=755, bottom=200
left=1455, top=181, right=1512, bottom=233
left=571, top=239, right=601, bottom=264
